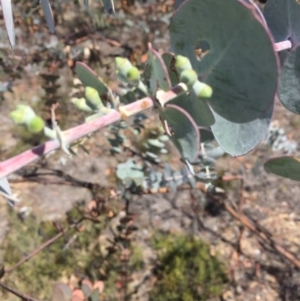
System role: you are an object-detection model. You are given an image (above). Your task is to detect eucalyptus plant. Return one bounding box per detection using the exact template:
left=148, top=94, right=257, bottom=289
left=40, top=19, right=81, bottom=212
left=2, top=0, right=300, bottom=203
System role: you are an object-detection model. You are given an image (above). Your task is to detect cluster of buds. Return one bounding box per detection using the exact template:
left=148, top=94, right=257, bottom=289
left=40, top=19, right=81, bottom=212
left=10, top=105, right=45, bottom=133
left=175, top=55, right=212, bottom=98
left=72, top=86, right=112, bottom=116
left=115, top=57, right=140, bottom=86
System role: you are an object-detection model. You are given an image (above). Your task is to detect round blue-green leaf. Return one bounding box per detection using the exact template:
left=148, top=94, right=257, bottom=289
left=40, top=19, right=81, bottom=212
left=1, top=0, right=15, bottom=48
left=161, top=104, right=200, bottom=162
left=212, top=102, right=274, bottom=156
left=264, top=156, right=300, bottom=181
left=278, top=44, right=300, bottom=114
left=41, top=0, right=55, bottom=33
left=263, top=0, right=300, bottom=44
left=170, top=0, right=278, bottom=156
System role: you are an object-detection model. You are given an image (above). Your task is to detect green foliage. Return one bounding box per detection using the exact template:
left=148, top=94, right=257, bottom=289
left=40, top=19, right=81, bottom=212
left=116, top=159, right=144, bottom=188
left=150, top=232, right=228, bottom=301
left=161, top=104, right=200, bottom=163
left=1, top=210, right=72, bottom=300
left=264, top=156, right=300, bottom=181
left=171, top=0, right=278, bottom=156
left=263, top=0, right=300, bottom=44
left=262, top=1, right=300, bottom=179
left=138, top=125, right=170, bottom=161
left=175, top=56, right=212, bottom=98
left=129, top=244, right=144, bottom=270
left=278, top=45, right=300, bottom=114
left=3, top=0, right=300, bottom=184
left=0, top=203, right=145, bottom=301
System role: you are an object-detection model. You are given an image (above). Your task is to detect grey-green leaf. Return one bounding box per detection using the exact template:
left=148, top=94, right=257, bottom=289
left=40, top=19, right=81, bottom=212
left=88, top=289, right=100, bottom=301
left=76, top=62, right=109, bottom=99
left=0, top=177, right=16, bottom=206
left=148, top=44, right=172, bottom=94
left=148, top=139, right=165, bottom=149
left=170, top=91, right=215, bottom=127
left=264, top=156, right=300, bottom=181
left=116, top=160, right=144, bottom=186
left=102, top=0, right=115, bottom=15
left=0, top=177, right=11, bottom=196
left=162, top=52, right=180, bottom=86
left=211, top=103, right=274, bottom=156
left=170, top=0, right=278, bottom=156
left=1, top=0, right=15, bottom=48
left=278, top=44, right=300, bottom=114
left=162, top=104, right=200, bottom=162
left=41, top=0, right=55, bottom=33
left=81, top=283, right=92, bottom=298
left=263, top=0, right=300, bottom=44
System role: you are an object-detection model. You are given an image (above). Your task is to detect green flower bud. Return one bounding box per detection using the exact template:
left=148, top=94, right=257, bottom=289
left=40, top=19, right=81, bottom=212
left=85, top=87, right=103, bottom=110
left=26, top=116, right=45, bottom=133
left=115, top=57, right=132, bottom=73
left=72, top=97, right=94, bottom=112
left=115, top=57, right=140, bottom=86
left=115, top=57, right=131, bottom=71
left=175, top=55, right=192, bottom=73
left=180, top=69, right=198, bottom=87
left=10, top=110, right=25, bottom=125
left=10, top=105, right=36, bottom=125
left=192, top=81, right=213, bottom=98
left=126, top=67, right=140, bottom=85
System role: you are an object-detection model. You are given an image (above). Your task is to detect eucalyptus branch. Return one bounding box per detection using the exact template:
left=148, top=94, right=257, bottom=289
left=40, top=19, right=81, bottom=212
left=0, top=85, right=186, bottom=179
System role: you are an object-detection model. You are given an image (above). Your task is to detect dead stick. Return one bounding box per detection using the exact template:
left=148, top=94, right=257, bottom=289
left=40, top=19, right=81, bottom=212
left=5, top=231, right=64, bottom=273
left=224, top=201, right=300, bottom=269
left=0, top=281, right=42, bottom=301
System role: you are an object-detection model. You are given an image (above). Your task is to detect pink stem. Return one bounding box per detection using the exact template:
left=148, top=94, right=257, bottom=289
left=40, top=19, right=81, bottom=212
left=0, top=140, right=59, bottom=179
left=0, top=86, right=183, bottom=179
left=274, top=40, right=292, bottom=52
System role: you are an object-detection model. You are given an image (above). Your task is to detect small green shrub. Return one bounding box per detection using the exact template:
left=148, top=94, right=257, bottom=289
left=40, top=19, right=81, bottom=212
left=0, top=204, right=144, bottom=301
left=150, top=232, right=228, bottom=301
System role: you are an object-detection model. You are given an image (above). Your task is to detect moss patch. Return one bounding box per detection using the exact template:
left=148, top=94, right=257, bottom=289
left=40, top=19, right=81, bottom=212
left=150, top=232, right=228, bottom=301
left=0, top=205, right=144, bottom=301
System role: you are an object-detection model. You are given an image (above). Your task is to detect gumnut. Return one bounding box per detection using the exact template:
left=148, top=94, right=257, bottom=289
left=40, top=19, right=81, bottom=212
left=192, top=81, right=213, bottom=98
left=180, top=69, right=198, bottom=87
left=175, top=55, right=192, bottom=73
left=85, top=86, right=103, bottom=110
left=126, top=66, right=140, bottom=86
left=10, top=105, right=36, bottom=125
left=26, top=116, right=45, bottom=133
left=115, top=57, right=140, bottom=86
left=72, top=97, right=94, bottom=112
